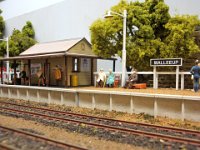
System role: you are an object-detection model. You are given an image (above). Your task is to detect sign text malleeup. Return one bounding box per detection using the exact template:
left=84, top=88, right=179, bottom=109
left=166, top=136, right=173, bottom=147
left=150, top=58, right=182, bottom=66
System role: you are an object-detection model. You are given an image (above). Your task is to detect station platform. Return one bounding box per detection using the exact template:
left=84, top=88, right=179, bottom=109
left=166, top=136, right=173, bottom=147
left=0, top=84, right=200, bottom=122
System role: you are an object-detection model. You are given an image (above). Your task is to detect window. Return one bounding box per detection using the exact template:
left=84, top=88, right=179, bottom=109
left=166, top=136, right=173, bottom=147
left=72, top=57, right=80, bottom=72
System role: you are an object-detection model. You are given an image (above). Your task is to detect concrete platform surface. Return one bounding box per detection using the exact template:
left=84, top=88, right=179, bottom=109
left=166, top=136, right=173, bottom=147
left=72, top=87, right=200, bottom=97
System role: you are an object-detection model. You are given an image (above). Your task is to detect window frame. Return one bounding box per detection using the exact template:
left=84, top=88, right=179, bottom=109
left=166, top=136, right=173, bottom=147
left=72, top=57, right=80, bottom=72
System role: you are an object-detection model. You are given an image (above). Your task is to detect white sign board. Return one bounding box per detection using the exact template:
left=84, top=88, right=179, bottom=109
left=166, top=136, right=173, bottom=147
left=31, top=63, right=41, bottom=75
left=150, top=58, right=182, bottom=66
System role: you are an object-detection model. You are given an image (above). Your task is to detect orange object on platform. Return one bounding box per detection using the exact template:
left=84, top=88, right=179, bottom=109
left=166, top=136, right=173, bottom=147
left=133, top=83, right=147, bottom=89
left=114, top=80, right=119, bottom=87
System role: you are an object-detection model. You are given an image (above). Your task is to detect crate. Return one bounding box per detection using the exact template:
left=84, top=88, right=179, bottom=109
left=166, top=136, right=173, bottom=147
left=133, top=83, right=147, bottom=89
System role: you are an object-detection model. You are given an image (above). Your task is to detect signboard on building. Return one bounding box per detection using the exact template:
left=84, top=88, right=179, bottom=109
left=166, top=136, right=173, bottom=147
left=31, top=63, right=41, bottom=75
left=150, top=58, right=182, bottom=66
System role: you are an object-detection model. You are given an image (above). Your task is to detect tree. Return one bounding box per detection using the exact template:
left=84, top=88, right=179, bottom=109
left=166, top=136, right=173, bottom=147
left=90, top=0, right=200, bottom=70
left=0, top=9, right=5, bottom=39
left=0, top=9, right=5, bottom=57
left=160, top=15, right=200, bottom=57
left=0, top=21, right=37, bottom=57
left=22, top=21, right=35, bottom=38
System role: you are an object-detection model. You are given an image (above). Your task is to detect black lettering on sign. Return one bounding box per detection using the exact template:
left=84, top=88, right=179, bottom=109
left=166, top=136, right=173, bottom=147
left=150, top=58, right=182, bottom=66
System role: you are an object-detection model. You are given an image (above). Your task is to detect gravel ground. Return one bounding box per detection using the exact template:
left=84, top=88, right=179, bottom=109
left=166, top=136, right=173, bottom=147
left=72, top=87, right=200, bottom=96
left=0, top=115, right=146, bottom=150
left=0, top=92, right=200, bottom=150
left=1, top=102, right=199, bottom=141
left=0, top=127, right=66, bottom=150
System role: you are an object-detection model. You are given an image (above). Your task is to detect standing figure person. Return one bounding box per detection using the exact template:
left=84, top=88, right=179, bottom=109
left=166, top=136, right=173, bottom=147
left=20, top=67, right=28, bottom=85
left=37, top=68, right=45, bottom=86
left=54, top=65, right=62, bottom=86
left=190, top=60, right=200, bottom=92
left=106, top=69, right=115, bottom=87
left=96, top=68, right=106, bottom=87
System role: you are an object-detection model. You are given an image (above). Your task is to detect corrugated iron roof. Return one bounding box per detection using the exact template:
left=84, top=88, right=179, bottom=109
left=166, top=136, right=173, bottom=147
left=20, top=37, right=84, bottom=56
left=0, top=37, right=116, bottom=61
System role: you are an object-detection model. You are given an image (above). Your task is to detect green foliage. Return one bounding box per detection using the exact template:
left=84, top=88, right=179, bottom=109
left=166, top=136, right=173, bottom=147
left=160, top=15, right=200, bottom=58
left=22, top=21, right=35, bottom=38
left=0, top=9, right=5, bottom=38
left=90, top=0, right=200, bottom=70
left=0, top=21, right=37, bottom=57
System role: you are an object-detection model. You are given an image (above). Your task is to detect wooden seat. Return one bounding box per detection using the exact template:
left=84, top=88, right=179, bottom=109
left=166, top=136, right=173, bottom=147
left=132, top=83, right=147, bottom=89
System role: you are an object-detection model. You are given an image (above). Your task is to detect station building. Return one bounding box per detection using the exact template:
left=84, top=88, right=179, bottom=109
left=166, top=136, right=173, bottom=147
left=0, top=37, right=115, bottom=87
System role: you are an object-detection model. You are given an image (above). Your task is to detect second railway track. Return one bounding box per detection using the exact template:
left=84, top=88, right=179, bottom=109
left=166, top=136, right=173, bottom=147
left=0, top=125, right=86, bottom=150
left=0, top=101, right=200, bottom=150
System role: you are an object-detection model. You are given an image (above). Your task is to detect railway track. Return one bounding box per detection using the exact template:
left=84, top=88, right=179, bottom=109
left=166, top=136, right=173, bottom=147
left=0, top=143, right=15, bottom=150
left=0, top=101, right=200, bottom=149
left=0, top=125, right=86, bottom=150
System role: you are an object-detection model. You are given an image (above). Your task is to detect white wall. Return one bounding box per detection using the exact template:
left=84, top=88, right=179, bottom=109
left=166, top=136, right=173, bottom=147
left=3, top=0, right=121, bottom=42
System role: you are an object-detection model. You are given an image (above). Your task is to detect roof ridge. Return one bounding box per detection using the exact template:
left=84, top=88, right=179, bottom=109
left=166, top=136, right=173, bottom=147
left=19, top=37, right=89, bottom=56
left=40, top=37, right=84, bottom=44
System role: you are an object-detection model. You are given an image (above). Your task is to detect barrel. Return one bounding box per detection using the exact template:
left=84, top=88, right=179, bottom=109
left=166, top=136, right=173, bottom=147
left=70, top=75, right=78, bottom=87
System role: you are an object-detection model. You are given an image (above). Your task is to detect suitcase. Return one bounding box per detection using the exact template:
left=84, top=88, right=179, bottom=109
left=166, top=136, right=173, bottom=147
left=133, top=83, right=147, bottom=89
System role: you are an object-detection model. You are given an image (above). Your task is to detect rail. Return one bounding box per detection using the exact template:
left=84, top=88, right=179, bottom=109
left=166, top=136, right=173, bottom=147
left=0, top=125, right=86, bottom=150
left=94, top=71, right=191, bottom=90
left=1, top=102, right=200, bottom=148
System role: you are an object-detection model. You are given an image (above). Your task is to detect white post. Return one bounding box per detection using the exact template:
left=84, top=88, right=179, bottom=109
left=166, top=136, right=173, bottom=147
left=181, top=74, right=184, bottom=90
left=94, top=74, right=96, bottom=87
left=156, top=74, right=158, bottom=89
left=121, top=10, right=127, bottom=87
left=153, top=66, right=156, bottom=89
left=6, top=37, right=9, bottom=83
left=176, top=66, right=179, bottom=90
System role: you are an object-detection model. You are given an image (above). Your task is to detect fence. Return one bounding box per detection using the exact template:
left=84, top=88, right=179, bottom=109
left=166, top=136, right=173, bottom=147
left=94, top=71, right=191, bottom=90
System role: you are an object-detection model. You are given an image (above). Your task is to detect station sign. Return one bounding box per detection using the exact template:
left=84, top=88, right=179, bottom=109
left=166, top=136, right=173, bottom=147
left=150, top=58, right=182, bottom=66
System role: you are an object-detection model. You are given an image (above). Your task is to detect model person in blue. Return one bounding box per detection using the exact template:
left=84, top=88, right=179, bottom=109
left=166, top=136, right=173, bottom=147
left=190, top=60, right=200, bottom=92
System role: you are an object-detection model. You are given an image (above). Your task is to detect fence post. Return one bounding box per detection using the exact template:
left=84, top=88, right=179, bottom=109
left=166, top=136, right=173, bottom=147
left=176, top=66, right=179, bottom=90
left=153, top=66, right=157, bottom=89
left=181, top=74, right=184, bottom=90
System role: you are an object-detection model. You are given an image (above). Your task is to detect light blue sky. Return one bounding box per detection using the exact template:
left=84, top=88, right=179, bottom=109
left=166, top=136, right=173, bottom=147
left=1, top=0, right=200, bottom=20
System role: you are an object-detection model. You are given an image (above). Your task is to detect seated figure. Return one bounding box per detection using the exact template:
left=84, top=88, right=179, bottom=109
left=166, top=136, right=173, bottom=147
left=124, top=68, right=138, bottom=89
left=106, top=69, right=115, bottom=87
left=96, top=68, right=106, bottom=87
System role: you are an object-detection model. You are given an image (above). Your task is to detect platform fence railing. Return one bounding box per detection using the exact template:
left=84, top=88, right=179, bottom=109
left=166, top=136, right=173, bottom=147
left=94, top=71, right=191, bottom=90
